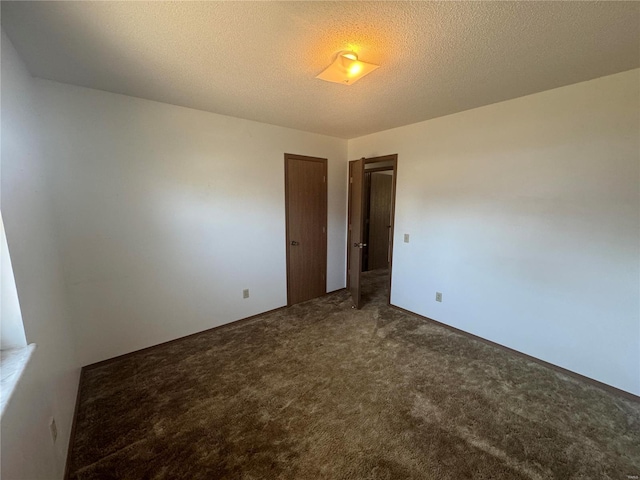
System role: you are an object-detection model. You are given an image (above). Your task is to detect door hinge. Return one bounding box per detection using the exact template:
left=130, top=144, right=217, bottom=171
left=322, top=226, right=326, bottom=234
left=323, top=176, right=326, bottom=183
left=350, top=177, right=353, bottom=184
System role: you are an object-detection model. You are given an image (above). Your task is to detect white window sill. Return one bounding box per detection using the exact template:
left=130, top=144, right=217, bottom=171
left=1, top=344, right=36, bottom=418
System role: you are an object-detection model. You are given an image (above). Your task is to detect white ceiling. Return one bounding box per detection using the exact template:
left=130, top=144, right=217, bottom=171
left=2, top=1, right=639, bottom=139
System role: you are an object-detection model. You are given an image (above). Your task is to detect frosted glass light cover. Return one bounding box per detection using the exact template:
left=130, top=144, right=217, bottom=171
left=316, top=52, right=379, bottom=86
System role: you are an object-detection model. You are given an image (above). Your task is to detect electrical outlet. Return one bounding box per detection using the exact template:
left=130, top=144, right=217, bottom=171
left=243, top=289, right=249, bottom=299
left=404, top=233, right=410, bottom=243
left=435, top=292, right=442, bottom=302
left=49, top=417, right=58, bottom=444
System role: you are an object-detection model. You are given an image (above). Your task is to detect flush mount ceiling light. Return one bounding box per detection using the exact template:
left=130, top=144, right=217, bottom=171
left=316, top=51, right=379, bottom=86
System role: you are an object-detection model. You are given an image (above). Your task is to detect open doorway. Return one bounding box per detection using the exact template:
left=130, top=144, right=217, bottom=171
left=346, top=155, right=397, bottom=308
left=362, top=163, right=394, bottom=273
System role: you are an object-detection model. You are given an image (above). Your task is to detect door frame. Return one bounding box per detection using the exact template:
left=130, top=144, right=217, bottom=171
left=284, top=153, right=328, bottom=307
left=346, top=154, right=398, bottom=305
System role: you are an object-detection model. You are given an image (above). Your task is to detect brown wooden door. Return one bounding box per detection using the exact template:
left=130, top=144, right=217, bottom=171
left=348, top=159, right=365, bottom=309
left=285, top=154, right=327, bottom=306
left=368, top=172, right=393, bottom=270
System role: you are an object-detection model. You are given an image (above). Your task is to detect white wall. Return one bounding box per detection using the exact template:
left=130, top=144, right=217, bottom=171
left=1, top=213, right=27, bottom=349
left=33, top=79, right=348, bottom=366
left=1, top=32, right=80, bottom=478
left=349, top=69, right=640, bottom=395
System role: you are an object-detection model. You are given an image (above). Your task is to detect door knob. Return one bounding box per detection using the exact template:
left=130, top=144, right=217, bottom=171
left=354, top=242, right=367, bottom=248
left=291, top=241, right=299, bottom=246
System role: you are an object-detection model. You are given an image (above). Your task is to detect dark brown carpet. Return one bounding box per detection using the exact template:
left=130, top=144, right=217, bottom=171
left=67, top=269, right=640, bottom=479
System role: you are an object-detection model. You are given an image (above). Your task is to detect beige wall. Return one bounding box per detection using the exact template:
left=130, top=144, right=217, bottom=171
left=33, top=78, right=348, bottom=366
left=349, top=69, right=640, bottom=395
left=1, top=32, right=80, bottom=478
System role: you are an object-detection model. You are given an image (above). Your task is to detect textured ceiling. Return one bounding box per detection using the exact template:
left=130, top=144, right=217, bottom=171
left=2, top=1, right=639, bottom=139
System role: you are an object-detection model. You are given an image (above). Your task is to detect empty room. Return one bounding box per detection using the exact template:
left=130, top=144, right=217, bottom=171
left=1, top=1, right=639, bottom=479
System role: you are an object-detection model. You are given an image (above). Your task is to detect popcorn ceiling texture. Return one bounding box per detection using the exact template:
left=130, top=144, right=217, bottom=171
left=2, top=1, right=639, bottom=138
left=66, top=270, right=640, bottom=479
